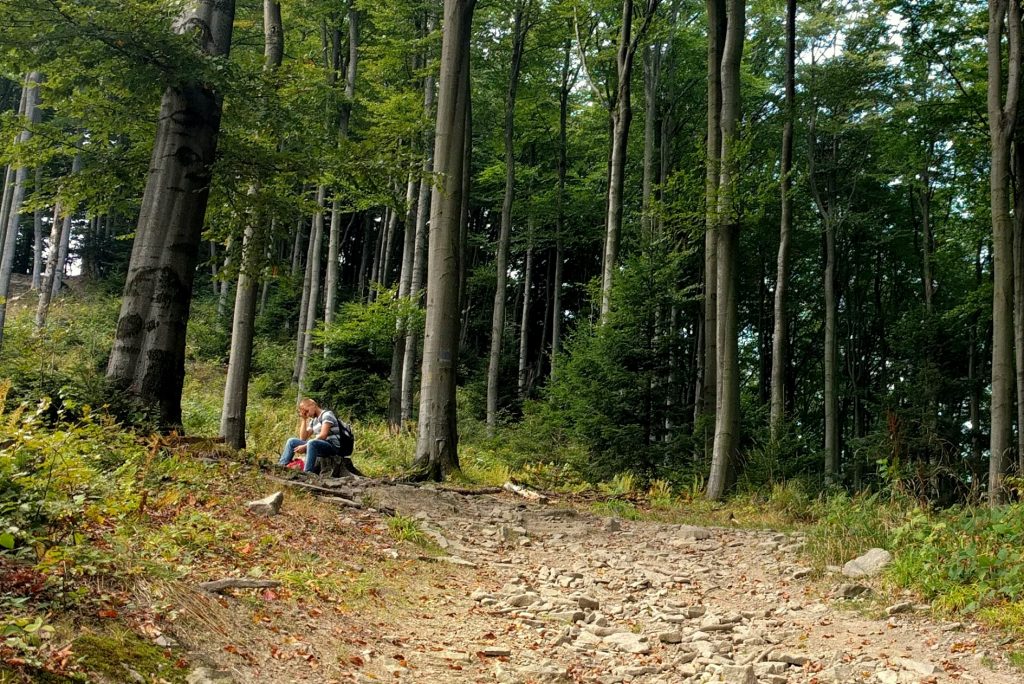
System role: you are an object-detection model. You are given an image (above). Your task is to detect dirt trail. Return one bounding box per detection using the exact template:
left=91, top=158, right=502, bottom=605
left=303, top=480, right=1019, bottom=684
left=178, top=476, right=1021, bottom=684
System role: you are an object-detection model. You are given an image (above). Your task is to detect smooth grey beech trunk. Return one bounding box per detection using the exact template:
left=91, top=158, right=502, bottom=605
left=401, top=59, right=437, bottom=424
left=551, top=41, right=573, bottom=381
left=413, top=0, right=475, bottom=480
left=0, top=166, right=15, bottom=253
left=599, top=0, right=660, bottom=320
left=0, top=72, right=42, bottom=355
left=297, top=186, right=327, bottom=392
left=36, top=154, right=81, bottom=329
left=31, top=169, right=43, bottom=289
left=698, top=0, right=725, bottom=449
left=293, top=210, right=316, bottom=379
left=486, top=2, right=529, bottom=435
left=50, top=197, right=73, bottom=300
left=387, top=174, right=419, bottom=431
left=106, top=2, right=235, bottom=428
left=769, top=0, right=796, bottom=439
left=987, top=0, right=1021, bottom=506
left=518, top=237, right=533, bottom=397
left=324, top=198, right=342, bottom=328
left=220, top=0, right=283, bottom=449
left=706, top=0, right=744, bottom=502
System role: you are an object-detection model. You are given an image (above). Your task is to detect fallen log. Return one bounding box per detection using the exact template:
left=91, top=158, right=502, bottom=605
left=199, top=578, right=281, bottom=594
left=503, top=481, right=549, bottom=504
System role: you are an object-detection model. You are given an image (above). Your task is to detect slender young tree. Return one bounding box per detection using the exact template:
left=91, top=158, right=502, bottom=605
left=486, top=0, right=533, bottom=435
left=106, top=2, right=236, bottom=428
left=0, top=72, right=42, bottom=355
left=413, top=0, right=476, bottom=480
left=769, top=0, right=796, bottom=439
left=706, top=0, right=744, bottom=501
left=220, top=0, right=284, bottom=449
left=599, top=0, right=661, bottom=319
left=697, top=0, right=725, bottom=445
left=36, top=154, right=81, bottom=329
left=987, top=0, right=1021, bottom=506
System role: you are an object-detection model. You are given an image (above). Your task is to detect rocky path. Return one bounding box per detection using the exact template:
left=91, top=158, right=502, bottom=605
left=275, top=479, right=1021, bottom=684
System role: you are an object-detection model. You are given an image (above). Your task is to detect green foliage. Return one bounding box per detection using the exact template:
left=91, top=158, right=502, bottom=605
left=891, top=505, right=1024, bottom=612
left=385, top=515, right=427, bottom=546
left=804, top=492, right=905, bottom=569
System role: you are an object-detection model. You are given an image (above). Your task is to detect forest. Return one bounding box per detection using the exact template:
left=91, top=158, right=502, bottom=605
left=3, top=0, right=1018, bottom=502
left=7, top=0, right=1024, bottom=681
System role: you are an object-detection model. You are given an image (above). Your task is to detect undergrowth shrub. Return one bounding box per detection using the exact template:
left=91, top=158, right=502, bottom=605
left=890, top=504, right=1024, bottom=612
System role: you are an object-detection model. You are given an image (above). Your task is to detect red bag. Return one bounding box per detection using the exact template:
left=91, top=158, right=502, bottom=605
left=286, top=459, right=304, bottom=470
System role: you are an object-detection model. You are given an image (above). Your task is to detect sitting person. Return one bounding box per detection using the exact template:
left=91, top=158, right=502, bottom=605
left=278, top=398, right=359, bottom=476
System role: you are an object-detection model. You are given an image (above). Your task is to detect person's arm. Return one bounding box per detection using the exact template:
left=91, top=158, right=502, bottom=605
left=316, top=412, right=337, bottom=441
left=297, top=413, right=312, bottom=440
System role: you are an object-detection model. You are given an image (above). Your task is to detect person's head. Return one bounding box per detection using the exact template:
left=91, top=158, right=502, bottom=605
left=298, top=398, right=319, bottom=419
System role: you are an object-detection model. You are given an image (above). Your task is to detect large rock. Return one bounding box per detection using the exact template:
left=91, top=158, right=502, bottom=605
left=842, top=548, right=892, bottom=578
left=245, top=491, right=283, bottom=516
left=720, top=664, right=756, bottom=683
left=603, top=632, right=651, bottom=654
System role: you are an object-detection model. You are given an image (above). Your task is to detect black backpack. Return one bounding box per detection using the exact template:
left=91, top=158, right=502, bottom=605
left=338, top=421, right=354, bottom=457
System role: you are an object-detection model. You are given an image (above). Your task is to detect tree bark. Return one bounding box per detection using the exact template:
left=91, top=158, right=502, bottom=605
left=987, top=0, right=1021, bottom=506
left=35, top=155, right=81, bottom=329
left=413, top=0, right=475, bottom=480
left=706, top=0, right=744, bottom=501
left=294, top=208, right=317, bottom=377
left=600, top=0, right=660, bottom=319
left=698, top=0, right=726, bottom=454
left=518, top=235, right=534, bottom=397
left=402, top=17, right=438, bottom=423
left=31, top=168, right=43, bottom=290
left=221, top=0, right=284, bottom=449
left=106, top=3, right=235, bottom=428
left=0, top=72, right=42, bottom=355
left=486, top=1, right=530, bottom=435
left=551, top=41, right=572, bottom=381
left=388, top=174, right=420, bottom=431
left=297, top=186, right=327, bottom=392
left=769, top=0, right=796, bottom=440
left=324, top=197, right=342, bottom=326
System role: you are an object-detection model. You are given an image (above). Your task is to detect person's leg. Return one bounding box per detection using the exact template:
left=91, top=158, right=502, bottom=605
left=278, top=437, right=303, bottom=466
left=304, top=440, right=331, bottom=472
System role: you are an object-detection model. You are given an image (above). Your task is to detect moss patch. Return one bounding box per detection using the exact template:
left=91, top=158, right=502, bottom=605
left=73, top=627, right=187, bottom=683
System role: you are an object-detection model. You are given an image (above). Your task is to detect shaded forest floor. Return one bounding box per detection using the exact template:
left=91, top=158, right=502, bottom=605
left=3, top=443, right=1022, bottom=684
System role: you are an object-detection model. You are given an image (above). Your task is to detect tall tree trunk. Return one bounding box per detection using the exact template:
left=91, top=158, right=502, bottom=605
left=988, top=0, right=1021, bottom=506
left=217, top=237, right=233, bottom=320
left=357, top=214, right=373, bottom=300
left=294, top=210, right=317, bottom=376
left=413, top=0, right=476, bottom=480
left=220, top=0, right=284, bottom=449
left=297, top=186, right=327, bottom=392
left=0, top=166, right=15, bottom=252
left=290, top=216, right=305, bottom=276
left=31, top=168, right=43, bottom=290
left=600, top=0, right=660, bottom=319
left=642, top=43, right=660, bottom=239
left=518, top=235, right=533, bottom=397
left=486, top=2, right=529, bottom=435
left=706, top=0, right=744, bottom=501
left=769, top=0, right=795, bottom=439
left=402, top=40, right=438, bottom=424
left=106, top=3, right=235, bottom=428
left=388, top=175, right=420, bottom=431
left=551, top=40, right=572, bottom=381
left=324, top=197, right=342, bottom=326
left=698, top=0, right=726, bottom=455
left=35, top=155, right=81, bottom=328
left=0, top=72, right=42, bottom=355
left=823, top=214, right=839, bottom=478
